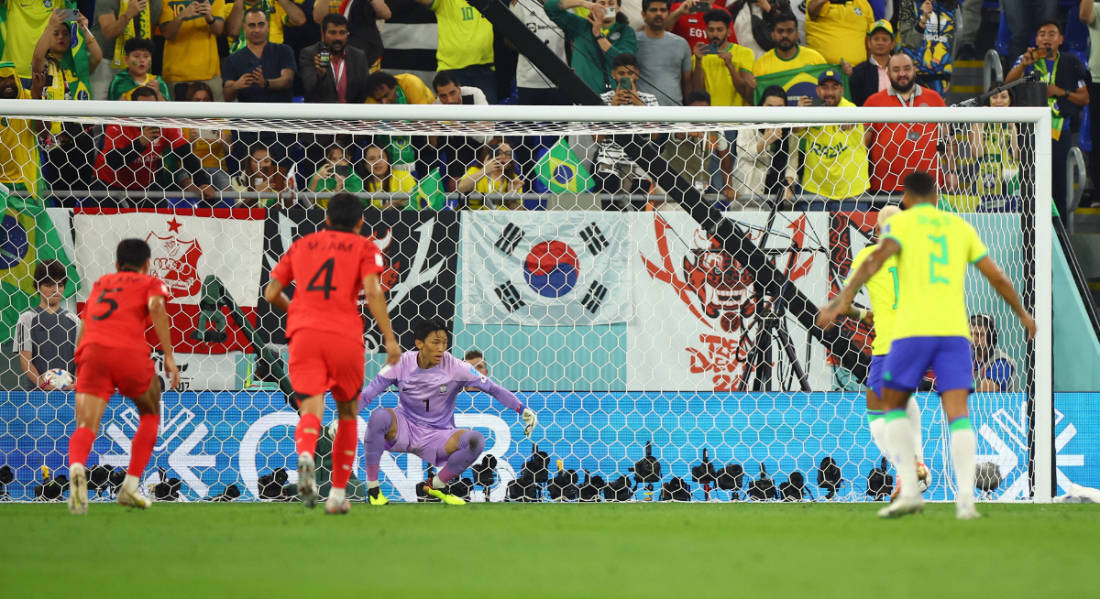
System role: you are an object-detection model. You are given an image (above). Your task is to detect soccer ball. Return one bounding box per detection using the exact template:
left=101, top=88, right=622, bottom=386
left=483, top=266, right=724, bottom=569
left=42, top=369, right=74, bottom=391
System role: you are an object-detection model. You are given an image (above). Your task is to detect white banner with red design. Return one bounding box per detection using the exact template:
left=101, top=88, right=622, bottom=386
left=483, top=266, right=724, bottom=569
left=627, top=211, right=835, bottom=391
left=72, top=209, right=265, bottom=356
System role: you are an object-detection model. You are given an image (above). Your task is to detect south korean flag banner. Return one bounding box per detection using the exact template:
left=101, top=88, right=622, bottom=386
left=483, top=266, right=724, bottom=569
left=461, top=212, right=632, bottom=326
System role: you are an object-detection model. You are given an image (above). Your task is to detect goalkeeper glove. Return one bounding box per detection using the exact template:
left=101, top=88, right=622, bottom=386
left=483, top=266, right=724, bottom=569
left=521, top=408, right=538, bottom=438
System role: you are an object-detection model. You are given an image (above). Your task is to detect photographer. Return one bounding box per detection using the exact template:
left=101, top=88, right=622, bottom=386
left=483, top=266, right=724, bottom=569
left=300, top=14, right=371, bottom=104
left=1004, top=20, right=1089, bottom=225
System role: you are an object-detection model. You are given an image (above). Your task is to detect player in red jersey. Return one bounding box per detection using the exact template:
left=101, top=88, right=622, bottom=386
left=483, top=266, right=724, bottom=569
left=264, top=192, right=401, bottom=514
left=67, top=239, right=180, bottom=515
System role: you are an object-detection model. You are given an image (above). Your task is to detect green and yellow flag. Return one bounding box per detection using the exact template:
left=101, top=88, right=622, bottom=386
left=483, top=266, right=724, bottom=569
left=534, top=138, right=594, bottom=193
left=0, top=187, right=80, bottom=344
left=753, top=63, right=851, bottom=105
left=414, top=169, right=447, bottom=210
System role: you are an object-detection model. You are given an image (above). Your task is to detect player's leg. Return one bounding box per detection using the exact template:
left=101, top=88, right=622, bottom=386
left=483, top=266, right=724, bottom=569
left=416, top=428, right=482, bottom=505
left=116, top=376, right=162, bottom=509
left=436, top=429, right=485, bottom=487
left=876, top=338, right=934, bottom=518
left=295, top=394, right=324, bottom=508
left=324, top=340, right=367, bottom=514
left=324, top=399, right=358, bottom=514
left=287, top=334, right=328, bottom=508
left=363, top=407, right=399, bottom=505
left=67, top=392, right=108, bottom=515
left=865, top=355, right=890, bottom=462
left=933, top=337, right=980, bottom=520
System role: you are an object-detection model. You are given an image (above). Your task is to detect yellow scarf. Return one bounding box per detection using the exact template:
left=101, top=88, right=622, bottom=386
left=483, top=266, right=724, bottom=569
left=111, top=0, right=153, bottom=70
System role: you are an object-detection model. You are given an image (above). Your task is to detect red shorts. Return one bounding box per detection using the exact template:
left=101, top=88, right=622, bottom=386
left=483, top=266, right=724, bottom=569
left=75, top=344, right=155, bottom=401
left=287, top=330, right=365, bottom=402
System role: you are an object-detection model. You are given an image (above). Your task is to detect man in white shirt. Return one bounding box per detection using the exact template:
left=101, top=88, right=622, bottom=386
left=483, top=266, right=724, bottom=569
left=595, top=53, right=659, bottom=208
left=510, top=0, right=568, bottom=104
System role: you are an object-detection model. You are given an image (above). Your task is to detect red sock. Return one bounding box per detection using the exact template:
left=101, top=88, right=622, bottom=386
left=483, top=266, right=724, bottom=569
left=68, top=427, right=94, bottom=468
left=330, top=418, right=357, bottom=490
left=126, top=414, right=159, bottom=477
left=295, top=413, right=322, bottom=459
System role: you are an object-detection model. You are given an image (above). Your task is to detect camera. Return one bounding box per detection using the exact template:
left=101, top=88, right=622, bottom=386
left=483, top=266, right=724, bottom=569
left=319, top=49, right=331, bottom=67
left=334, top=163, right=352, bottom=177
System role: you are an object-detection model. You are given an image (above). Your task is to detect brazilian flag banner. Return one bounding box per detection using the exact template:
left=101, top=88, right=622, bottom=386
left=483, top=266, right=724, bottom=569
left=753, top=63, right=851, bottom=106
left=535, top=138, right=594, bottom=193
left=0, top=187, right=80, bottom=344
left=414, top=168, right=447, bottom=210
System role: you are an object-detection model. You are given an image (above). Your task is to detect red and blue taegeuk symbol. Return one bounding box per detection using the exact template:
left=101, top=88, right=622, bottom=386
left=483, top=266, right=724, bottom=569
left=524, top=240, right=578, bottom=298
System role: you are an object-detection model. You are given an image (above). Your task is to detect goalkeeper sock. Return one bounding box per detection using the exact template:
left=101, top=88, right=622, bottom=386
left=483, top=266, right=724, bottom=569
left=68, top=426, right=94, bottom=469
left=867, top=411, right=889, bottom=463
left=950, top=417, right=977, bottom=505
left=884, top=409, right=919, bottom=500
left=330, top=418, right=357, bottom=491
left=438, top=430, right=485, bottom=484
left=295, top=413, right=321, bottom=459
left=905, top=396, right=923, bottom=462
left=363, top=408, right=394, bottom=483
left=126, top=414, right=158, bottom=477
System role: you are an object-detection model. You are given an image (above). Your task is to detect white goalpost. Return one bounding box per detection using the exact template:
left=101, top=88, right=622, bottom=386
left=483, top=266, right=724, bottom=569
left=0, top=99, right=1052, bottom=503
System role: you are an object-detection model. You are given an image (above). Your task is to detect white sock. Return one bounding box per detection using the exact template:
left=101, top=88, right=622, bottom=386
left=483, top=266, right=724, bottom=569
left=884, top=413, right=919, bottom=500
left=329, top=487, right=346, bottom=503
left=431, top=475, right=446, bottom=490
left=906, top=396, right=923, bottom=462
left=366, top=480, right=380, bottom=490
left=951, top=423, right=977, bottom=506
left=868, top=415, right=892, bottom=467
left=122, top=474, right=140, bottom=493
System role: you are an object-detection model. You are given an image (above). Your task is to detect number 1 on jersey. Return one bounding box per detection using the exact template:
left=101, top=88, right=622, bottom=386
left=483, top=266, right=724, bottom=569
left=306, top=257, right=337, bottom=299
left=928, top=235, right=950, bottom=284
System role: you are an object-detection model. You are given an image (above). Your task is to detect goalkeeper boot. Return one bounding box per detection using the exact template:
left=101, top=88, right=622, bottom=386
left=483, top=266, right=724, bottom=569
left=367, top=486, right=388, bottom=506
left=418, top=481, right=466, bottom=505
left=297, top=452, right=317, bottom=508
left=877, top=496, right=923, bottom=519
left=324, top=496, right=350, bottom=515
left=916, top=461, right=932, bottom=494
left=116, top=485, right=151, bottom=509
left=67, top=464, right=87, bottom=515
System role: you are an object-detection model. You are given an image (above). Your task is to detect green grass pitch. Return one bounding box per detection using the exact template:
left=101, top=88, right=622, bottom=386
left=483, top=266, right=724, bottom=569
left=3, top=502, right=1097, bottom=598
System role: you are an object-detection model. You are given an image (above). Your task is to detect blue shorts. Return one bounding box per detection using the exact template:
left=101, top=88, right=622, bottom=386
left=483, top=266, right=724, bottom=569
left=866, top=354, right=887, bottom=398
left=883, top=336, right=973, bottom=393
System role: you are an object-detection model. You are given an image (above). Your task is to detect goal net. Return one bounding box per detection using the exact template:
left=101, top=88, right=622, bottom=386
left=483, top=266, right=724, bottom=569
left=0, top=100, right=1052, bottom=504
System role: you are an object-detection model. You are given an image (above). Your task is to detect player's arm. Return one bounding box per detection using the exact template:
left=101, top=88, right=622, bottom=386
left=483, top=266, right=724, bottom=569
left=357, top=367, right=399, bottom=412
left=263, top=278, right=291, bottom=313
left=817, top=239, right=899, bottom=329
left=362, top=272, right=400, bottom=365
left=975, top=256, right=1037, bottom=339
left=463, top=375, right=538, bottom=438
left=148, top=295, right=180, bottom=390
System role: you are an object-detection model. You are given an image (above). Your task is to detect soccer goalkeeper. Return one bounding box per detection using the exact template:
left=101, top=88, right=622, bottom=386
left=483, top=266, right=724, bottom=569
left=358, top=319, right=538, bottom=505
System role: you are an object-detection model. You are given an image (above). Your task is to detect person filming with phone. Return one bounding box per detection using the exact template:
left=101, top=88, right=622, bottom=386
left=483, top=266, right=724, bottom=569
left=1005, top=19, right=1089, bottom=225
left=593, top=53, right=659, bottom=207
left=301, top=14, right=371, bottom=104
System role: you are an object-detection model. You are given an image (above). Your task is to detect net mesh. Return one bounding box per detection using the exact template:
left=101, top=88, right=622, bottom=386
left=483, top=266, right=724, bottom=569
left=0, top=105, right=1041, bottom=503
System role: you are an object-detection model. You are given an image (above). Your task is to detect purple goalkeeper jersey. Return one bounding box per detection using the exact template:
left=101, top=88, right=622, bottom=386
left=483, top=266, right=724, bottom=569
left=358, top=351, right=525, bottom=428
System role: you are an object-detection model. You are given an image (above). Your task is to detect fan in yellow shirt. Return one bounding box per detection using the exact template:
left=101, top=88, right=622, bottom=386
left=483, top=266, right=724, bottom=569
left=158, top=0, right=227, bottom=86
left=456, top=142, right=524, bottom=209
left=0, top=62, right=42, bottom=199
left=344, top=145, right=421, bottom=210
left=690, top=10, right=755, bottom=106
left=752, top=13, right=826, bottom=78
left=805, top=0, right=873, bottom=65
left=795, top=71, right=868, bottom=199
left=819, top=171, right=1035, bottom=520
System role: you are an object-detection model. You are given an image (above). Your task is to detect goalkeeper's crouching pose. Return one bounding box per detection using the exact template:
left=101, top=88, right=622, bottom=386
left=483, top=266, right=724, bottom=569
left=358, top=320, right=537, bottom=505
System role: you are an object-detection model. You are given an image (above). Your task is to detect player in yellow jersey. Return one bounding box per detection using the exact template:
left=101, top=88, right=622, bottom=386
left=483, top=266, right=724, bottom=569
left=819, top=171, right=1035, bottom=520
left=843, top=206, right=931, bottom=497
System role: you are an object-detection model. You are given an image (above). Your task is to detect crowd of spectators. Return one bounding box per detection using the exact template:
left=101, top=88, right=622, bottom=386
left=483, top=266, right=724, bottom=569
left=0, top=0, right=1096, bottom=213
